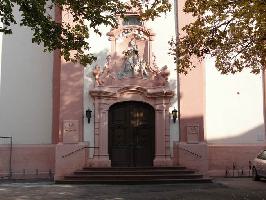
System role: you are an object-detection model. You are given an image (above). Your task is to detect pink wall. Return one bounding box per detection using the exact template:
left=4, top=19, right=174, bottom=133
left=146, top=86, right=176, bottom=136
left=52, top=7, right=62, bottom=144
left=173, top=143, right=266, bottom=176
left=58, top=10, right=84, bottom=143
left=178, top=0, right=206, bottom=143
left=55, top=143, right=88, bottom=180
left=179, top=60, right=205, bottom=143
left=173, top=142, right=208, bottom=175
left=208, top=144, right=265, bottom=176
left=59, top=61, right=84, bottom=143
left=52, top=8, right=84, bottom=144
left=0, top=145, right=55, bottom=179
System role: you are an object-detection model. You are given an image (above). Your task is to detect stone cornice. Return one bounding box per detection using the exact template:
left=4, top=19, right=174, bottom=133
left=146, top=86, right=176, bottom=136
left=89, top=85, right=174, bottom=99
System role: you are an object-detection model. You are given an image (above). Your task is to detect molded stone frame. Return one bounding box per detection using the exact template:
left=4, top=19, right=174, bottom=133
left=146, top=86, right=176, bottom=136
left=89, top=86, right=174, bottom=167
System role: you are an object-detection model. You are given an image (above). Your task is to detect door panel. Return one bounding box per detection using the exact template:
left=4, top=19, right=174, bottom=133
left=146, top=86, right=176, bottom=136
left=110, top=128, right=131, bottom=167
left=109, top=101, right=155, bottom=167
left=134, top=127, right=153, bottom=166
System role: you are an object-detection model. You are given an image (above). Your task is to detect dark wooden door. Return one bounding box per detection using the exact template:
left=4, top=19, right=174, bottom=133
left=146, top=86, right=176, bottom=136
left=108, top=101, right=155, bottom=167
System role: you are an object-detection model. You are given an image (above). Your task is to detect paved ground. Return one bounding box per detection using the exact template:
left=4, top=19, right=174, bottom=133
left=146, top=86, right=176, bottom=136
left=0, top=178, right=265, bottom=200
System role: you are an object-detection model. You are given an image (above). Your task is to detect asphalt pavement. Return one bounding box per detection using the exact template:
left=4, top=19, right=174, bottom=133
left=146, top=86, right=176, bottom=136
left=0, top=178, right=265, bottom=200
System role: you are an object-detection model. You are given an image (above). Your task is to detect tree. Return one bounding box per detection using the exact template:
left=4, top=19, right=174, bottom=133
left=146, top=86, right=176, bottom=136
left=0, top=0, right=171, bottom=66
left=169, top=0, right=266, bottom=74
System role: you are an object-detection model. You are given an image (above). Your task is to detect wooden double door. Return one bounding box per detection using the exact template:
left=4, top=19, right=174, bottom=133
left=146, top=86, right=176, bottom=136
left=108, top=101, right=155, bottom=167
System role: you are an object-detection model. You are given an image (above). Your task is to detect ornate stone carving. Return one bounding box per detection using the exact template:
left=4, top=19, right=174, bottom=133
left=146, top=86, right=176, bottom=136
left=90, top=86, right=174, bottom=99
left=116, top=27, right=149, bottom=41
left=118, top=38, right=148, bottom=79
left=102, top=55, right=116, bottom=80
left=154, top=65, right=170, bottom=86
left=92, top=65, right=104, bottom=86
left=89, top=2, right=175, bottom=168
left=92, top=55, right=116, bottom=86
left=92, top=8, right=170, bottom=87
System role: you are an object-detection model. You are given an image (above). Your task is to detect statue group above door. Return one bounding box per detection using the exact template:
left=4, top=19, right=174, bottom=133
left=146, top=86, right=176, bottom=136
left=92, top=12, right=170, bottom=88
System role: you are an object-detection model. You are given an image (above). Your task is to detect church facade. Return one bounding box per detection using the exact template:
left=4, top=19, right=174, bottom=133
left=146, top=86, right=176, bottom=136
left=0, top=1, right=265, bottom=180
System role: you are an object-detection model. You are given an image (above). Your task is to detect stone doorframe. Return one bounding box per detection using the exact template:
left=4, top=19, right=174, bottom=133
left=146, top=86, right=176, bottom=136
left=89, top=86, right=174, bottom=167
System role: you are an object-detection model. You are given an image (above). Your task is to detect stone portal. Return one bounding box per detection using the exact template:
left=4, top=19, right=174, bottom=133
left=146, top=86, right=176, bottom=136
left=89, top=9, right=175, bottom=167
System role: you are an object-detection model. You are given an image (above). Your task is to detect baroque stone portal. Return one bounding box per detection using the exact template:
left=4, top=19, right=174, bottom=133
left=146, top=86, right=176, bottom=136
left=89, top=9, right=175, bottom=167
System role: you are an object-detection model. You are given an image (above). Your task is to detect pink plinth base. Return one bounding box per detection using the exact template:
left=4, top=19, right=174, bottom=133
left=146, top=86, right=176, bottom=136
left=208, top=144, right=265, bottom=177
left=0, top=144, right=55, bottom=179
left=87, top=156, right=111, bottom=167
left=153, top=156, right=173, bottom=167
left=174, top=142, right=266, bottom=177
left=54, top=142, right=88, bottom=181
left=174, top=142, right=209, bottom=176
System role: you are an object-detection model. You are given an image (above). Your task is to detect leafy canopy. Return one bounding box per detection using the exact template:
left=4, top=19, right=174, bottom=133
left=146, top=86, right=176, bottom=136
left=169, top=0, right=266, bottom=74
left=0, top=0, right=171, bottom=66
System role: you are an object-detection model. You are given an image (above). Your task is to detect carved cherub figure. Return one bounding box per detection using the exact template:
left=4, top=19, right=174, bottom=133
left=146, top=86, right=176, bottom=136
left=158, top=65, right=170, bottom=86
left=148, top=53, right=160, bottom=79
left=103, top=55, right=115, bottom=80
left=92, top=65, right=104, bottom=86
left=138, top=59, right=148, bottom=78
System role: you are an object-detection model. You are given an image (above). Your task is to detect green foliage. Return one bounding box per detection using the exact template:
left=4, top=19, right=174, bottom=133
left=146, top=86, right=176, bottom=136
left=169, top=0, right=266, bottom=74
left=0, top=0, right=171, bottom=66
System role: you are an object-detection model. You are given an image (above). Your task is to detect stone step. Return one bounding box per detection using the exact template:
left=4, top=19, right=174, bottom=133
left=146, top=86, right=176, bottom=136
left=56, top=178, right=212, bottom=184
left=74, top=169, right=195, bottom=175
left=82, top=166, right=187, bottom=171
left=65, top=173, right=203, bottom=180
left=57, top=166, right=212, bottom=184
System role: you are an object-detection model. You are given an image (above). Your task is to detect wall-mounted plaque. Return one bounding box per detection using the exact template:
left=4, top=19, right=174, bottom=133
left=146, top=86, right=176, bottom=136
left=63, top=120, right=79, bottom=143
left=186, top=123, right=200, bottom=143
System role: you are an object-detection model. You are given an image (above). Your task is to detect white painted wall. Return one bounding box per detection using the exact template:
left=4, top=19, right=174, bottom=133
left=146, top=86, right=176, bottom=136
left=205, top=57, right=265, bottom=143
left=0, top=32, right=2, bottom=88
left=0, top=7, right=53, bottom=144
left=146, top=1, right=179, bottom=148
left=84, top=25, right=111, bottom=154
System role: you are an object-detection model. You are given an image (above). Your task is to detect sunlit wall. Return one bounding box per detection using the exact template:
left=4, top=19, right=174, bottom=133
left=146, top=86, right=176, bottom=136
left=0, top=7, right=53, bottom=144
left=0, top=32, right=2, bottom=91
left=205, top=57, right=265, bottom=144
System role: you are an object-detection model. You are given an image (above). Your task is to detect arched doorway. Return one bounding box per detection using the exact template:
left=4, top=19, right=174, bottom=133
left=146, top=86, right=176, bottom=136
left=108, top=101, right=155, bottom=167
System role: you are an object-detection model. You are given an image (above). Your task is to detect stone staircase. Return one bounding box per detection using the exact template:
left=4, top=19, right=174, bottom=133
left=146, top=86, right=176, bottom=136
left=56, top=166, right=212, bottom=184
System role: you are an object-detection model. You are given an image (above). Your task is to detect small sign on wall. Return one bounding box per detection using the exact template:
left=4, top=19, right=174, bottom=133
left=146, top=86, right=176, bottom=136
left=187, top=123, right=200, bottom=143
left=63, top=120, right=79, bottom=143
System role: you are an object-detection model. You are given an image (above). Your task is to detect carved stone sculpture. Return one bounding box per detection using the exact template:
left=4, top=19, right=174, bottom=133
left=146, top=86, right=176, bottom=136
left=118, top=38, right=141, bottom=79
left=137, top=59, right=148, bottom=78
left=154, top=65, right=170, bottom=86
left=92, top=56, right=116, bottom=86
left=92, top=65, right=104, bottom=86
left=102, top=55, right=116, bottom=80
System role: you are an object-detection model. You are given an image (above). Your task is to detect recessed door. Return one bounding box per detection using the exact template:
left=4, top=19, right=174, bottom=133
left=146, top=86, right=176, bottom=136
left=108, top=101, right=155, bottom=167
